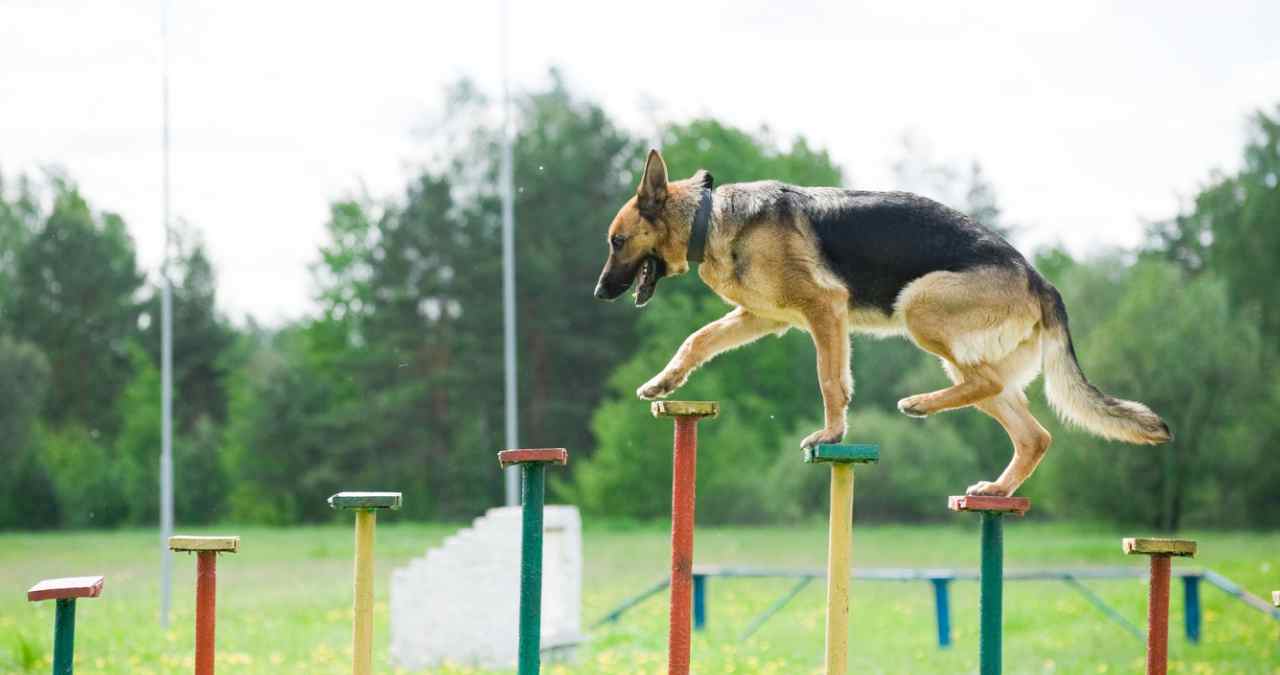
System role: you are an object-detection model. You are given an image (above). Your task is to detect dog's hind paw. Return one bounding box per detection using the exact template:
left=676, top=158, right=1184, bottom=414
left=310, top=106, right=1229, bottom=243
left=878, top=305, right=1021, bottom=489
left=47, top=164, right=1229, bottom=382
left=964, top=480, right=1009, bottom=497
left=800, top=427, right=846, bottom=449
left=637, top=376, right=676, bottom=401
left=896, top=396, right=929, bottom=418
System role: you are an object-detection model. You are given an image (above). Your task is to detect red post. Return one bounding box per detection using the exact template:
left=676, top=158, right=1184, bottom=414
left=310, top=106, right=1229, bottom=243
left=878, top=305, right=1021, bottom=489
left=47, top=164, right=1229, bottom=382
left=651, top=400, right=718, bottom=675
left=668, top=416, right=697, bottom=675
left=195, top=551, right=217, bottom=675
left=1146, top=555, right=1170, bottom=675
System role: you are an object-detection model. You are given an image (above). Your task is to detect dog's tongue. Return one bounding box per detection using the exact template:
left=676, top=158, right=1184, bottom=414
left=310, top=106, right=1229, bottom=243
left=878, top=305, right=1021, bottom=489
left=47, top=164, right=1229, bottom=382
left=634, top=257, right=657, bottom=307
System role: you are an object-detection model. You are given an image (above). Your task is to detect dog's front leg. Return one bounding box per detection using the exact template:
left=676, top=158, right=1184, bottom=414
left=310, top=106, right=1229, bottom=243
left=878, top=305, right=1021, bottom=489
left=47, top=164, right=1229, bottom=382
left=638, top=307, right=785, bottom=400
left=799, top=303, right=852, bottom=449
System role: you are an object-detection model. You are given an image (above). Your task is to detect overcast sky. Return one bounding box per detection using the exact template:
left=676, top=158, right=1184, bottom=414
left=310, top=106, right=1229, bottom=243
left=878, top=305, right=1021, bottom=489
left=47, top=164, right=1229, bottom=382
left=2, top=1, right=1276, bottom=323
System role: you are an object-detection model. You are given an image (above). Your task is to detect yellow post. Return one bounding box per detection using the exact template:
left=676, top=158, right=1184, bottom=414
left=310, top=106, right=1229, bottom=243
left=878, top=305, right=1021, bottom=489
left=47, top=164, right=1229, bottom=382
left=353, top=509, right=376, bottom=675
left=825, top=463, right=854, bottom=674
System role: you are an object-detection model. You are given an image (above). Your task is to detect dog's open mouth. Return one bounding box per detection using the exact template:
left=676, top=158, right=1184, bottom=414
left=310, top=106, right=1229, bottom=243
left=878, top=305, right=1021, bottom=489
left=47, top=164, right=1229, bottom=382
left=634, top=255, right=666, bottom=307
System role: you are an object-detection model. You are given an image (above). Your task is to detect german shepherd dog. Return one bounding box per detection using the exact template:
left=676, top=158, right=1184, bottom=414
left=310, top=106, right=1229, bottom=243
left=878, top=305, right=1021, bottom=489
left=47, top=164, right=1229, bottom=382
left=593, top=150, right=1171, bottom=497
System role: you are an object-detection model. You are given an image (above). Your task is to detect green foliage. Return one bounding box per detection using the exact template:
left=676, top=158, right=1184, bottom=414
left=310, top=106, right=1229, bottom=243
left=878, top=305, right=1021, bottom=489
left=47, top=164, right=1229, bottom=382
left=0, top=336, right=56, bottom=529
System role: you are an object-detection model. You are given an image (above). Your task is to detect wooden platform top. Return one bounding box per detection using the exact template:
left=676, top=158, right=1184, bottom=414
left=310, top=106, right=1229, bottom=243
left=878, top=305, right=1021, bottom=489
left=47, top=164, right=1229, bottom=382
left=948, top=495, right=1031, bottom=516
left=328, top=491, right=403, bottom=510
left=169, top=536, right=240, bottom=553
left=803, top=444, right=880, bottom=464
left=27, top=576, right=105, bottom=602
left=650, top=400, right=719, bottom=418
left=498, top=448, right=568, bottom=468
left=1123, top=538, right=1197, bottom=557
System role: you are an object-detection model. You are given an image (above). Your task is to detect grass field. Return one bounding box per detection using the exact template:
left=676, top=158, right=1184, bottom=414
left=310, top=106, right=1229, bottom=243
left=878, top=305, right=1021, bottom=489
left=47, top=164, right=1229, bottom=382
left=2, top=520, right=1277, bottom=674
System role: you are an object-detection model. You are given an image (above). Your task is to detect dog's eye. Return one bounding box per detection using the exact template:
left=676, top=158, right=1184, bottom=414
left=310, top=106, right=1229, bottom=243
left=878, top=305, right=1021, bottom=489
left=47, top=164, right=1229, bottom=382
left=610, top=235, right=626, bottom=251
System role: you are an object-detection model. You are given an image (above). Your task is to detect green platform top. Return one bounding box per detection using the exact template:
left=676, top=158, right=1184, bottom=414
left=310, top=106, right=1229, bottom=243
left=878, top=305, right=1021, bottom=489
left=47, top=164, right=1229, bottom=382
left=651, top=400, right=719, bottom=419
left=1122, top=537, right=1197, bottom=557
left=169, top=536, right=240, bottom=553
left=328, top=492, right=403, bottom=510
left=803, top=443, right=880, bottom=464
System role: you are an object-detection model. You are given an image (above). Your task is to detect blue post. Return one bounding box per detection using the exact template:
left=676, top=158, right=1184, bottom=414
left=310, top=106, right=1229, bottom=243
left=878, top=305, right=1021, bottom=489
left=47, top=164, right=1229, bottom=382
left=1182, top=575, right=1201, bottom=644
left=693, top=574, right=707, bottom=631
left=931, top=578, right=952, bottom=648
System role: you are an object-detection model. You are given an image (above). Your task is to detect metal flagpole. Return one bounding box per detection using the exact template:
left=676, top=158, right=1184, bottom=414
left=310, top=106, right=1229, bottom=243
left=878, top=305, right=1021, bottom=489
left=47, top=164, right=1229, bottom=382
left=159, top=0, right=175, bottom=628
left=500, top=0, right=520, bottom=506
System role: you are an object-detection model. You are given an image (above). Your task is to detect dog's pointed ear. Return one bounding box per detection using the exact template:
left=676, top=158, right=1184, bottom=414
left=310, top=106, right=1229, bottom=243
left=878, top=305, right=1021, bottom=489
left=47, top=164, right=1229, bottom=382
left=637, top=149, right=668, bottom=217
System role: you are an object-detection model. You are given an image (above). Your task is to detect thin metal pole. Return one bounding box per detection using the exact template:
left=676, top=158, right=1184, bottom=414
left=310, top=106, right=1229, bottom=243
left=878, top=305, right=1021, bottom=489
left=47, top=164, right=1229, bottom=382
left=979, top=512, right=1003, bottom=675
left=931, top=578, right=952, bottom=648
left=667, top=417, right=698, bottom=675
left=1181, top=575, right=1201, bottom=644
left=194, top=552, right=217, bottom=675
left=824, top=463, right=854, bottom=675
left=159, top=0, right=175, bottom=630
left=53, top=598, right=76, bottom=675
left=517, top=463, right=546, bottom=674
left=352, top=510, right=377, bottom=675
left=499, top=0, right=520, bottom=507
left=1146, top=555, right=1171, bottom=675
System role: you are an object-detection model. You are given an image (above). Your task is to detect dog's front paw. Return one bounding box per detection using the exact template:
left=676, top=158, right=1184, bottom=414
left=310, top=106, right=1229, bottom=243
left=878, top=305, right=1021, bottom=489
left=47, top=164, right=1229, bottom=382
left=897, top=396, right=929, bottom=418
left=964, top=480, right=1009, bottom=497
left=636, top=373, right=679, bottom=400
left=800, top=426, right=846, bottom=449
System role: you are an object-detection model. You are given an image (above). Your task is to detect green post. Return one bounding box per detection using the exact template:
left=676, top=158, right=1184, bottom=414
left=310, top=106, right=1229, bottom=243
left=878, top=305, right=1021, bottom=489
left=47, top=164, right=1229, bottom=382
left=519, top=461, right=546, bottom=674
left=498, top=448, right=568, bottom=675
left=979, top=512, right=1004, bottom=675
left=949, top=495, right=1030, bottom=675
left=53, top=599, right=76, bottom=675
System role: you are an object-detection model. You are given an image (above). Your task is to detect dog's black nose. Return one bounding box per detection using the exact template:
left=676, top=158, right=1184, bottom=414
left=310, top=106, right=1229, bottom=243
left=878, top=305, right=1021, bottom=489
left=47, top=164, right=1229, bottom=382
left=594, top=283, right=609, bottom=300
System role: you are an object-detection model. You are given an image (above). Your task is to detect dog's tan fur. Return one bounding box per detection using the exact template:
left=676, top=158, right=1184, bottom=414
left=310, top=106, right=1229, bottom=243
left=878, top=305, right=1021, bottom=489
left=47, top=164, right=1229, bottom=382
left=596, top=150, right=1169, bottom=496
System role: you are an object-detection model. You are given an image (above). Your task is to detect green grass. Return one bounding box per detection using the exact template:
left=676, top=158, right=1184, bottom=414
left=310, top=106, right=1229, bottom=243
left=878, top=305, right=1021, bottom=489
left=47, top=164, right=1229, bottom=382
left=2, top=521, right=1277, bottom=674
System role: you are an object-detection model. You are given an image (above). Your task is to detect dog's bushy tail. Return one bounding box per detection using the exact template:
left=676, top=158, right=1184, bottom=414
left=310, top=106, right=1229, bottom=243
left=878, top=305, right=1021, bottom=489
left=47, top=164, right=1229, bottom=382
left=1037, top=279, right=1171, bottom=445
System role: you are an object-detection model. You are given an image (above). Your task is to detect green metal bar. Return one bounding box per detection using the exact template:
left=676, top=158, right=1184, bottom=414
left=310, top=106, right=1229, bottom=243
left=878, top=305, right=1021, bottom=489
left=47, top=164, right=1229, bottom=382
left=739, top=577, right=813, bottom=642
left=517, top=462, right=546, bottom=675
left=979, top=512, right=1003, bottom=675
left=53, top=598, right=76, bottom=675
left=1062, top=576, right=1143, bottom=641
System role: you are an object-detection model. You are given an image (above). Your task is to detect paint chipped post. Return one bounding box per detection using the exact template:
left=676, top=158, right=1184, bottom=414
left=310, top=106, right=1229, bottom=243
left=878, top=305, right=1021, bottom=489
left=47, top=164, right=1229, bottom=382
left=329, top=491, right=403, bottom=675
left=497, top=448, right=570, bottom=675
left=948, top=495, right=1030, bottom=675
left=1123, top=537, right=1196, bottom=675
left=804, top=443, right=880, bottom=675
left=651, top=400, right=718, bottom=675
left=169, top=536, right=239, bottom=675
left=27, top=576, right=104, bottom=675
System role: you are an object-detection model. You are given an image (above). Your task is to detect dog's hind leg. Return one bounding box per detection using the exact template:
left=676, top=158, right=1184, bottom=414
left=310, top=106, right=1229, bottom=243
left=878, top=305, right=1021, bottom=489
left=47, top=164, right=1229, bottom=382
left=966, top=391, right=1052, bottom=497
left=637, top=307, right=786, bottom=400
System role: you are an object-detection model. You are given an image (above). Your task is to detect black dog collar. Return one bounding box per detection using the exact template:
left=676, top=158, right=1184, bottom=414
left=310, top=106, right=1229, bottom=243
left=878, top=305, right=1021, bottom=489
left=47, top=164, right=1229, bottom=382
left=687, top=188, right=713, bottom=264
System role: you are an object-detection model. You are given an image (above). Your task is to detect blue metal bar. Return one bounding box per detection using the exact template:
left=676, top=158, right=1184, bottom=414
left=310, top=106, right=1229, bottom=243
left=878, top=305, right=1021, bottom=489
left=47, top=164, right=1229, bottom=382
left=1182, top=575, right=1201, bottom=644
left=739, top=577, right=814, bottom=642
left=1202, top=570, right=1280, bottom=620
left=693, top=574, right=707, bottom=631
left=1061, top=576, right=1143, bottom=641
left=591, top=578, right=670, bottom=628
left=931, top=578, right=952, bottom=648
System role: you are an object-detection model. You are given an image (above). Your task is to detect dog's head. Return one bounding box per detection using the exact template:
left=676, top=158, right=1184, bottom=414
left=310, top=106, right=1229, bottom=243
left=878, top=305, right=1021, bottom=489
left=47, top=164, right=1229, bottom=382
left=593, top=149, right=710, bottom=307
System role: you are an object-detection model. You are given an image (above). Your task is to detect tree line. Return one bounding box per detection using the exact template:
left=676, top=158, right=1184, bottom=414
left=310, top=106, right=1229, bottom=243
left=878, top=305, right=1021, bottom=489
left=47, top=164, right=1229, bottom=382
left=1, top=74, right=1276, bottom=530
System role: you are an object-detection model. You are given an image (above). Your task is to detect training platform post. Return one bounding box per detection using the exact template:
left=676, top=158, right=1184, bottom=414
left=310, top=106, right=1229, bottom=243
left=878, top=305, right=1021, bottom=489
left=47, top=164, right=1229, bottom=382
left=27, top=575, right=105, bottom=675
left=497, top=448, right=570, bottom=675
left=330, top=491, right=403, bottom=675
left=804, top=443, right=880, bottom=675
left=169, top=536, right=239, bottom=675
left=651, top=400, right=718, bottom=675
left=948, top=494, right=1030, bottom=675
left=1123, top=537, right=1197, bottom=675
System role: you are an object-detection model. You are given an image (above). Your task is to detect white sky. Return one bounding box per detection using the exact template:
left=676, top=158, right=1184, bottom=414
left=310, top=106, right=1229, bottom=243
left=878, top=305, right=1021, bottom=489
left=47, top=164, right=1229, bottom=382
left=2, top=0, right=1276, bottom=324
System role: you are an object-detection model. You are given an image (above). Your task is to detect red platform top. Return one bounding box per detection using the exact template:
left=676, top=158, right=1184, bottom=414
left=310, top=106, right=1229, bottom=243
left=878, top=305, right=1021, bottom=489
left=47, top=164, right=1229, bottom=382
left=498, top=448, right=568, bottom=469
left=27, top=576, right=105, bottom=602
left=948, top=495, right=1031, bottom=516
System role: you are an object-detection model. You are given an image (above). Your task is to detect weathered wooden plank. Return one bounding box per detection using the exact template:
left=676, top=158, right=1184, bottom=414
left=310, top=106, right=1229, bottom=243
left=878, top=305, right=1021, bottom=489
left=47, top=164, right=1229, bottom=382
left=948, top=495, right=1031, bottom=516
left=1123, top=538, right=1197, bottom=557
left=169, top=535, right=240, bottom=553
left=650, top=400, right=719, bottom=418
left=498, top=448, right=568, bottom=468
left=803, top=443, right=880, bottom=464
left=328, top=492, right=403, bottom=510
left=27, top=576, right=105, bottom=602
